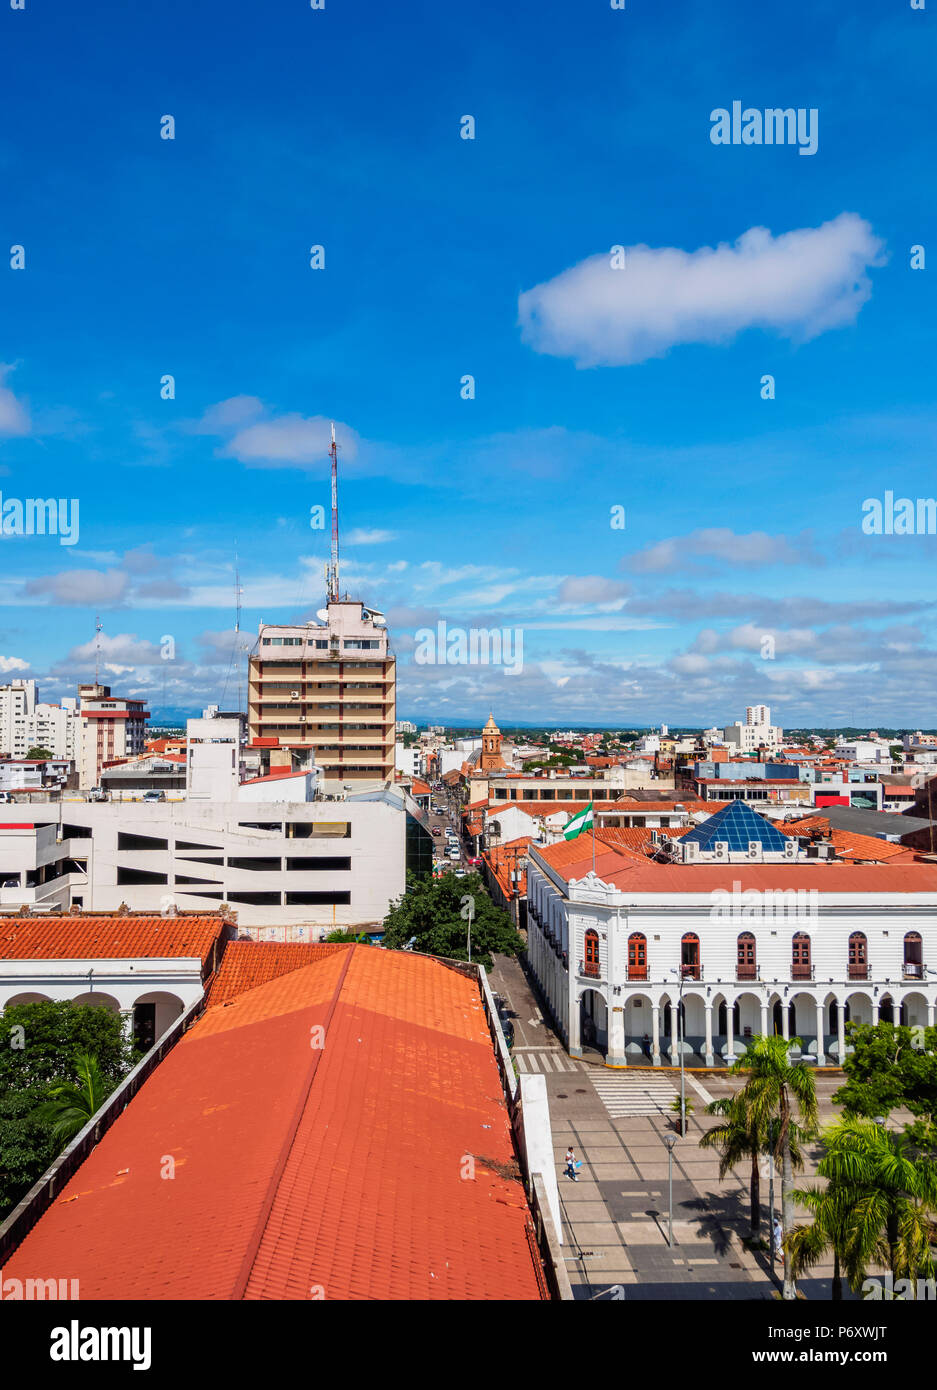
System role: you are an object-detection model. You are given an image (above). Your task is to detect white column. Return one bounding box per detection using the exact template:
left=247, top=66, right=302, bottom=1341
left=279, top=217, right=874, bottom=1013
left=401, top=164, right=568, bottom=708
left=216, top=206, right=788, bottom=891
left=837, top=1001, right=846, bottom=1065
left=651, top=1003, right=661, bottom=1066
left=608, top=1003, right=626, bottom=1068
left=704, top=1000, right=714, bottom=1067
left=928, top=1003, right=936, bottom=1028
left=569, top=988, right=582, bottom=1057
left=760, top=1000, right=769, bottom=1039
left=815, top=1000, right=827, bottom=1064
left=725, top=1000, right=737, bottom=1064
left=670, top=1000, right=678, bottom=1064
left=781, top=999, right=790, bottom=1040
left=871, top=1000, right=880, bottom=1025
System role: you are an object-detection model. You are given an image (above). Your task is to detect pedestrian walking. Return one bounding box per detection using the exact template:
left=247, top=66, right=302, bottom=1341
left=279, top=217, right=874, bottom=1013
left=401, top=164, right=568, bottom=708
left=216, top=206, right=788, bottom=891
left=642, top=1033, right=651, bottom=1059
left=564, top=1147, right=580, bottom=1181
left=772, top=1215, right=783, bottom=1261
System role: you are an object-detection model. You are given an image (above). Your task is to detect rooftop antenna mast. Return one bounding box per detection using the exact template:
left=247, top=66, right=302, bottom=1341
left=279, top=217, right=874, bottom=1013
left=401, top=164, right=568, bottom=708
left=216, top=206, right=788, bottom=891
left=234, top=549, right=243, bottom=715
left=94, top=615, right=103, bottom=686
left=327, top=422, right=340, bottom=602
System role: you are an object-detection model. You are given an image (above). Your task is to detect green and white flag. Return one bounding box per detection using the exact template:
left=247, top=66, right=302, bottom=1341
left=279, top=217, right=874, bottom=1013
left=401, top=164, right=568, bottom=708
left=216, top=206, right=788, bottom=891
left=563, top=802, right=594, bottom=841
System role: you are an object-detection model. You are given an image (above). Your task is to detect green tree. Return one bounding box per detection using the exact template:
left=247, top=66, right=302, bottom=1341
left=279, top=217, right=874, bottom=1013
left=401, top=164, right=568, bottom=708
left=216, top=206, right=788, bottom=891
left=790, top=1118, right=937, bottom=1296
left=32, top=1052, right=110, bottom=1144
left=729, top=1035, right=819, bottom=1299
left=25, top=746, right=54, bottom=760
left=700, top=1093, right=806, bottom=1241
left=0, top=1001, right=137, bottom=1219
left=381, top=871, right=524, bottom=969
left=324, top=929, right=371, bottom=944
left=835, top=1023, right=937, bottom=1151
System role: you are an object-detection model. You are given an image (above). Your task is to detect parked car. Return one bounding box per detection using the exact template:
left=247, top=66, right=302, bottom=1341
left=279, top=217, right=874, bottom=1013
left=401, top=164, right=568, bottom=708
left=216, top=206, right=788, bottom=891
left=142, top=790, right=163, bottom=803
left=466, top=855, right=481, bottom=867
left=431, top=827, right=442, bottom=836
left=447, top=847, right=460, bottom=860
left=453, top=868, right=466, bottom=878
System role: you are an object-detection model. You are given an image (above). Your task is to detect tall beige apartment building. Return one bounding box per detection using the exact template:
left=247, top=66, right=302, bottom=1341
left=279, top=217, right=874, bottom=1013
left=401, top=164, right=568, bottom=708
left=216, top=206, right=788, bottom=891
left=247, top=599, right=396, bottom=792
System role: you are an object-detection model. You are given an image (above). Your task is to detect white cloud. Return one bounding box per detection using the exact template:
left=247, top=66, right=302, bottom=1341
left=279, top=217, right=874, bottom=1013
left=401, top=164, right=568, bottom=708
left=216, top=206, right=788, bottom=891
left=626, top=528, right=822, bottom=574
left=192, top=395, right=265, bottom=434
left=555, top=575, right=631, bottom=608
left=222, top=414, right=359, bottom=468
left=0, top=654, right=28, bottom=673
left=518, top=214, right=885, bottom=366
left=0, top=364, right=30, bottom=437
left=345, top=527, right=398, bottom=545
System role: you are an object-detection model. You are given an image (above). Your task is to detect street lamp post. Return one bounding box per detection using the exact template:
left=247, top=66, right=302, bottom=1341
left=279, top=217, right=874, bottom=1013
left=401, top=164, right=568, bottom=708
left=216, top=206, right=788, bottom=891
left=664, top=1133, right=678, bottom=1247
left=670, top=967, right=687, bottom=1135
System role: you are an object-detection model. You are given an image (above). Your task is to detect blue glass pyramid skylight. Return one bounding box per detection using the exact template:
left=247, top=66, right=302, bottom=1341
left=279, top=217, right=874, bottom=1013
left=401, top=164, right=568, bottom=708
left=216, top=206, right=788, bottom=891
left=681, top=799, right=789, bottom=853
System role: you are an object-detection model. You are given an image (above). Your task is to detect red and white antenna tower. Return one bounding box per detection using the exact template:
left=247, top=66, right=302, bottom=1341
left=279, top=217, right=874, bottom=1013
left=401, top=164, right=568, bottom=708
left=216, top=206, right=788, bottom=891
left=327, top=422, right=340, bottom=601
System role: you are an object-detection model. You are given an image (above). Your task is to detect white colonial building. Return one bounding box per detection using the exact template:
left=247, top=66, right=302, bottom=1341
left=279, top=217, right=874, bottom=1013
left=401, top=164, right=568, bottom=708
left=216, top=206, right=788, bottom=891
left=526, top=801, right=937, bottom=1068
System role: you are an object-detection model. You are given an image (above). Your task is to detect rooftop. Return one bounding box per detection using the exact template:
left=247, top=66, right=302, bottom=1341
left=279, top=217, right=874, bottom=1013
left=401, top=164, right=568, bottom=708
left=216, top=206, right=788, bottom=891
left=1, top=945, right=544, bottom=1301
left=0, top=913, right=228, bottom=964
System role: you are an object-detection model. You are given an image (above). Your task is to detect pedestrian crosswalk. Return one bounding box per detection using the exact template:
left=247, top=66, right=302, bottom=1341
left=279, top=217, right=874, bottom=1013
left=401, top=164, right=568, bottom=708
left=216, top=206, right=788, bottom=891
left=590, top=1069, right=677, bottom=1117
left=514, top=1050, right=584, bottom=1074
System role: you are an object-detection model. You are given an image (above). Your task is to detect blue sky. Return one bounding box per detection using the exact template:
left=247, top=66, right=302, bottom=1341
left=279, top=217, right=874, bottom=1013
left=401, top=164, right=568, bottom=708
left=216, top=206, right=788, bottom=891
left=1, top=0, right=935, bottom=727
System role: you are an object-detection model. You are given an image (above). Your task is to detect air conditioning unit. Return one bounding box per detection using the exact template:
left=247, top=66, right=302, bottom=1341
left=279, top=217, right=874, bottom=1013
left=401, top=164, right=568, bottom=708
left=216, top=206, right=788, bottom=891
left=681, top=840, right=699, bottom=862
left=747, top=840, right=760, bottom=860
left=713, top=840, right=729, bottom=861
left=783, top=839, right=798, bottom=859
left=290, top=690, right=300, bottom=699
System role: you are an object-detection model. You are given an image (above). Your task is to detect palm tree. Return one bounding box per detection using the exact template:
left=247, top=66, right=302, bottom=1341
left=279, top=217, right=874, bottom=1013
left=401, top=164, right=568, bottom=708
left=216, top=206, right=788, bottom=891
left=805, top=1118, right=937, bottom=1293
left=700, top=1093, right=806, bottom=1242
left=730, top=1035, right=818, bottom=1299
left=32, top=1052, right=110, bottom=1144
left=786, top=1178, right=857, bottom=1300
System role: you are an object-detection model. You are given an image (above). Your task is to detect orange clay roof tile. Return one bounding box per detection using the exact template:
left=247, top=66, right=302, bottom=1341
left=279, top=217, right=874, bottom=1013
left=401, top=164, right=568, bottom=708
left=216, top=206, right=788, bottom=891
left=2, top=945, right=544, bottom=1301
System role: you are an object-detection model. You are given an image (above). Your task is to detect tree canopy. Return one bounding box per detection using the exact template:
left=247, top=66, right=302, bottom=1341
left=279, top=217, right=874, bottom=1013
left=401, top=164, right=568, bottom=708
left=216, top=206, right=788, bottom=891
left=835, top=1022, right=937, bottom=1148
left=381, top=871, right=524, bottom=969
left=0, top=1001, right=137, bottom=1219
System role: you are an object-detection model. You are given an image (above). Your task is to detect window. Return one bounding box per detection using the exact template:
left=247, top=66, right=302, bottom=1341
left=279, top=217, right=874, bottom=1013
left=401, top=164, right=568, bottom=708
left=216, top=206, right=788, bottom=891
left=848, top=931, right=868, bottom=979
left=583, top=928, right=600, bottom=978
left=737, top=932, right=756, bottom=979
left=628, top=932, right=647, bottom=980
left=117, top=866, right=168, bottom=885
left=904, top=931, right=923, bottom=978
left=792, top=932, right=811, bottom=978
left=285, top=890, right=351, bottom=905
left=681, top=933, right=700, bottom=979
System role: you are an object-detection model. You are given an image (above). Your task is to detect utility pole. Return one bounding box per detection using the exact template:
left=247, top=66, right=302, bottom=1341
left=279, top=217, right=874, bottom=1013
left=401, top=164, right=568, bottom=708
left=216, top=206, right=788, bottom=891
left=94, top=615, right=103, bottom=686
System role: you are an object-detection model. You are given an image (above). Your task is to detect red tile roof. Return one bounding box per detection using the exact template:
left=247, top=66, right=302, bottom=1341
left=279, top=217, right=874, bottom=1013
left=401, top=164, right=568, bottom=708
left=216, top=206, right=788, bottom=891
left=0, top=914, right=227, bottom=963
left=533, top=834, right=937, bottom=894
left=240, top=768, right=309, bottom=785
left=208, top=941, right=347, bottom=1005
left=2, top=946, right=544, bottom=1301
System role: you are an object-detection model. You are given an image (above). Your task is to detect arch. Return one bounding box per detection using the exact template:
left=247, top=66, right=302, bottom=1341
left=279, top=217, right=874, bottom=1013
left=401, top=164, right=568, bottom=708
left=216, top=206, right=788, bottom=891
left=792, top=931, right=811, bottom=980
left=70, top=991, right=121, bottom=1013
left=681, top=932, right=700, bottom=980
left=583, top=928, right=600, bottom=979
left=624, top=992, right=654, bottom=1056
left=131, top=990, right=185, bottom=1051
left=845, top=991, right=873, bottom=1027
left=627, top=931, right=647, bottom=981
left=848, top=931, right=868, bottom=980
left=579, top=987, right=607, bottom=1055
left=879, top=993, right=895, bottom=1025
left=736, top=931, right=757, bottom=980
left=3, top=991, right=54, bottom=1008
left=788, top=991, right=816, bottom=1045
left=903, top=991, right=928, bottom=1027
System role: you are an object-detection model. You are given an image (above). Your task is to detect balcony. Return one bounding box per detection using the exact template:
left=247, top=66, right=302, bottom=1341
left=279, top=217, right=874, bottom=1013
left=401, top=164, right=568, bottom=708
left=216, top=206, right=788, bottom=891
left=580, top=960, right=600, bottom=980
left=681, top=963, right=702, bottom=981
left=627, top=965, right=648, bottom=981
left=791, top=962, right=813, bottom=980
left=903, top=962, right=925, bottom=980
left=736, top=963, right=758, bottom=981
left=848, top=963, right=869, bottom=980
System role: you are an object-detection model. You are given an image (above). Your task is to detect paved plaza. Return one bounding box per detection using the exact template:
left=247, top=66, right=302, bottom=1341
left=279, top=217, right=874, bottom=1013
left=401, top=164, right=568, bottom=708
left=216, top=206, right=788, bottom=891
left=490, top=953, right=852, bottom=1301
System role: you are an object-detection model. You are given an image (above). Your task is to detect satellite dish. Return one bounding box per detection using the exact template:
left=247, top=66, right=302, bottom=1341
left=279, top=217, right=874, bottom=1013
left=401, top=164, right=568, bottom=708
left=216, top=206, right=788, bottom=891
left=315, top=608, right=329, bottom=623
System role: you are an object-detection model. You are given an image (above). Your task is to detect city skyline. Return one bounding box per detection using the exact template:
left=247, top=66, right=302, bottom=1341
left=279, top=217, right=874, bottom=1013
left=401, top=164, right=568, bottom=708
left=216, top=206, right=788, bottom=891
left=1, top=0, right=935, bottom=726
